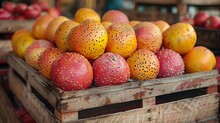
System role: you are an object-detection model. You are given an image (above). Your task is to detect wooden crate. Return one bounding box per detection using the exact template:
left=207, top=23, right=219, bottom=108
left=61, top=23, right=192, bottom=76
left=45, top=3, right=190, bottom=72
left=0, top=85, right=19, bottom=123
left=195, top=27, right=220, bottom=50
left=0, top=20, right=34, bottom=60
left=7, top=52, right=220, bottom=123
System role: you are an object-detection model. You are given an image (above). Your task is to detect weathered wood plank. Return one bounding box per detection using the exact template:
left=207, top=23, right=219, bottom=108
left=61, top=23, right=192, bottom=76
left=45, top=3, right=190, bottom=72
left=0, top=40, right=12, bottom=60
left=0, top=85, right=19, bottom=123
left=8, top=67, right=58, bottom=123
left=0, top=20, right=34, bottom=33
left=55, top=110, right=78, bottom=123
left=75, top=93, right=219, bottom=123
left=7, top=53, right=58, bottom=107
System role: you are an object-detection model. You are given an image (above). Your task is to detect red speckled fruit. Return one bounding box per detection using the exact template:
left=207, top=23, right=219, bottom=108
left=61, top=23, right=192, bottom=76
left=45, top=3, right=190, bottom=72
left=93, top=52, right=130, bottom=86
left=38, top=47, right=63, bottom=80
left=106, top=22, right=137, bottom=58
left=51, top=52, right=93, bottom=91
left=127, top=49, right=160, bottom=81
left=183, top=46, right=216, bottom=73
left=156, top=49, right=184, bottom=78
left=69, top=20, right=108, bottom=59
left=25, top=40, right=54, bottom=70
left=102, top=10, right=129, bottom=23
left=134, top=22, right=162, bottom=53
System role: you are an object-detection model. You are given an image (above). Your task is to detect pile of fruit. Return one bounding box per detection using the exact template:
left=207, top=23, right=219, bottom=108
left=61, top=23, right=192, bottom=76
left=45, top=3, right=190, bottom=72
left=0, top=1, right=60, bottom=20
left=180, top=11, right=220, bottom=29
left=11, top=8, right=217, bottom=91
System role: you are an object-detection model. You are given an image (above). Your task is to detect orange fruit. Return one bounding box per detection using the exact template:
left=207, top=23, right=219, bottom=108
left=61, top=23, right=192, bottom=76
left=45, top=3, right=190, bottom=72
left=74, top=8, right=100, bottom=23
left=153, top=20, right=170, bottom=33
left=32, top=15, right=54, bottom=39
left=69, top=20, right=108, bottom=59
left=183, top=46, right=216, bottom=73
left=46, top=16, right=69, bottom=43
left=163, top=23, right=197, bottom=55
left=106, top=22, right=137, bottom=58
left=101, top=21, right=113, bottom=30
left=127, top=49, right=160, bottom=80
left=129, top=20, right=140, bottom=27
left=55, top=21, right=79, bottom=51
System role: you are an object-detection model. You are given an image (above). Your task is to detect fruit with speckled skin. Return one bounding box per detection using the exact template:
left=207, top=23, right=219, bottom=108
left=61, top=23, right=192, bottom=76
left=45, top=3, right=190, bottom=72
left=134, top=22, right=162, bottom=53
left=106, top=23, right=137, bottom=58
left=69, top=20, right=108, bottom=59
left=16, top=36, right=35, bottom=59
left=46, top=16, right=69, bottom=43
left=38, top=47, right=63, bottom=79
left=93, top=52, right=130, bottom=86
left=129, top=20, right=140, bottom=27
left=51, top=52, right=93, bottom=91
left=156, top=49, right=184, bottom=78
left=102, top=10, right=129, bottom=23
left=55, top=21, right=79, bottom=51
left=153, top=20, right=170, bottom=33
left=32, top=15, right=54, bottom=39
left=163, top=23, right=197, bottom=55
left=127, top=49, right=160, bottom=81
left=11, top=30, right=33, bottom=55
left=101, top=21, right=112, bottom=30
left=74, top=8, right=100, bottom=23
left=25, top=40, right=54, bottom=70
left=183, top=46, right=216, bottom=73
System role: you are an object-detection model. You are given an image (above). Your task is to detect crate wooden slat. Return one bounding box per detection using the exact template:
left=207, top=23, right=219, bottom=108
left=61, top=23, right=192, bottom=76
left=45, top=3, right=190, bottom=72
left=0, top=20, right=34, bottom=33
left=0, top=40, right=12, bottom=60
left=0, top=85, right=19, bottom=123
left=8, top=67, right=219, bottom=123
left=7, top=52, right=219, bottom=112
left=7, top=52, right=219, bottom=122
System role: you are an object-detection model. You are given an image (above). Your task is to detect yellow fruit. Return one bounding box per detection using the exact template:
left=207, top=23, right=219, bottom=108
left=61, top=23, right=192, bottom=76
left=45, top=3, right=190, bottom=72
left=74, top=8, right=100, bottom=23
left=101, top=21, right=112, bottom=30
left=15, top=36, right=35, bottom=59
left=55, top=21, right=79, bottom=51
left=153, top=20, right=170, bottom=33
left=129, top=20, right=140, bottom=27
left=46, top=16, right=69, bottom=43
left=106, top=22, right=137, bottom=58
left=163, top=23, right=197, bottom=55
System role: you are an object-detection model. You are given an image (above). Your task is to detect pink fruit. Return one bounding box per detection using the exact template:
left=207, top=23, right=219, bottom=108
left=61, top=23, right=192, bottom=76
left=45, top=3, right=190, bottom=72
left=0, top=8, right=13, bottom=20
left=24, top=4, right=41, bottom=19
left=194, top=11, right=209, bottom=27
left=14, top=3, right=27, bottom=15
left=3, top=2, right=16, bottom=13
left=180, top=16, right=194, bottom=26
left=47, top=8, right=60, bottom=17
left=38, top=47, right=63, bottom=80
left=156, top=49, right=185, bottom=78
left=205, top=16, right=220, bottom=29
left=216, top=56, right=220, bottom=72
left=93, top=52, right=130, bottom=86
left=37, top=1, right=49, bottom=11
left=102, top=10, right=129, bottom=23
left=134, top=22, right=162, bottom=53
left=25, top=40, right=54, bottom=70
left=51, top=52, right=93, bottom=91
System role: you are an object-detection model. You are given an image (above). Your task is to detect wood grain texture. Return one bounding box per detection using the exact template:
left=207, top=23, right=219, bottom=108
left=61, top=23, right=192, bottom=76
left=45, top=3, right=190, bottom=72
left=7, top=52, right=219, bottom=113
left=0, top=85, right=19, bottom=123
left=8, top=67, right=58, bottom=123
left=0, top=40, right=12, bottom=60
left=76, top=93, right=219, bottom=123
left=0, top=20, right=34, bottom=33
